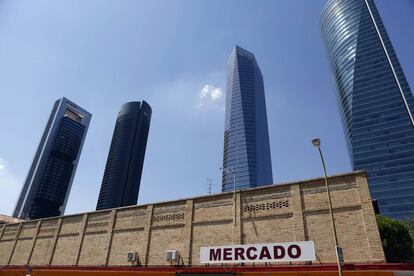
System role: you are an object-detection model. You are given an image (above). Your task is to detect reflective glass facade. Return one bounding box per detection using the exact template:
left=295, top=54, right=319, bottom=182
left=96, top=101, right=152, bottom=210
left=13, top=98, right=91, bottom=220
left=222, top=46, right=273, bottom=192
left=321, top=0, right=414, bottom=220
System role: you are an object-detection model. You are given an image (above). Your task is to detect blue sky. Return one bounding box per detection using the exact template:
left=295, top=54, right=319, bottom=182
left=0, top=0, right=413, bottom=216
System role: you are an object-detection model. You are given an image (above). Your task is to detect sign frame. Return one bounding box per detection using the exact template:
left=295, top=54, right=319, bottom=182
left=200, top=241, right=316, bottom=264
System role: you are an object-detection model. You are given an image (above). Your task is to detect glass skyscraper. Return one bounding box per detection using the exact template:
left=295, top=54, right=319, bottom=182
left=96, top=101, right=152, bottom=210
left=222, top=45, right=273, bottom=192
left=321, top=0, right=414, bottom=220
left=13, top=98, right=91, bottom=220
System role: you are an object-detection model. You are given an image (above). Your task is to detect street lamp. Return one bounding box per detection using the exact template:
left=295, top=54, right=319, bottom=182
left=312, top=138, right=343, bottom=276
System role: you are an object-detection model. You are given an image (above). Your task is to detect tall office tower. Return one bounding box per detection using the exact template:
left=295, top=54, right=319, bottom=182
left=96, top=101, right=152, bottom=210
left=13, top=98, right=91, bottom=220
left=321, top=0, right=414, bottom=220
left=222, top=45, right=273, bottom=192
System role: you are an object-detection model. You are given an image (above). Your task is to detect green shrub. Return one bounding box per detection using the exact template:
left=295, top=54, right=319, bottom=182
left=376, top=215, right=414, bottom=262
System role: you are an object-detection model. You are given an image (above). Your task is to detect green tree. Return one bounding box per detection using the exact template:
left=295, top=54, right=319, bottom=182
left=376, top=215, right=414, bottom=262
left=402, top=220, right=414, bottom=241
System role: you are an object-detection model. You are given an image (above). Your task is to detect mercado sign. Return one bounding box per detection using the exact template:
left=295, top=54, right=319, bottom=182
left=200, top=241, right=315, bottom=264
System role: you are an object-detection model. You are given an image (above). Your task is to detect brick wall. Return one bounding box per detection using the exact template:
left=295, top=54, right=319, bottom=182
left=0, top=171, right=385, bottom=266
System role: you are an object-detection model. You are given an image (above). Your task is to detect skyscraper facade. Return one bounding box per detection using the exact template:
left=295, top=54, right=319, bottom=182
left=321, top=0, right=414, bottom=220
left=222, top=46, right=273, bottom=192
left=13, top=98, right=91, bottom=220
left=96, top=101, right=152, bottom=210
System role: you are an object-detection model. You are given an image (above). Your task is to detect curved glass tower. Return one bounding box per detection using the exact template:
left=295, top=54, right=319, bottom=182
left=96, top=101, right=152, bottom=210
left=222, top=45, right=273, bottom=192
left=321, top=0, right=414, bottom=220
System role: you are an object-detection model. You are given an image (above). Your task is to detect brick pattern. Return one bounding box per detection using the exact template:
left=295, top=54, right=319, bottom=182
left=46, top=218, right=62, bottom=264
left=114, top=207, right=147, bottom=231
left=9, top=238, right=32, bottom=265
left=181, top=200, right=194, bottom=265
left=1, top=224, right=19, bottom=241
left=59, top=216, right=83, bottom=235
left=0, top=172, right=385, bottom=266
left=29, top=237, right=52, bottom=265
left=78, top=232, right=109, bottom=265
left=0, top=225, right=17, bottom=264
left=191, top=221, right=234, bottom=264
left=108, top=229, right=146, bottom=265
left=148, top=225, right=185, bottom=265
left=0, top=240, right=14, bottom=264
left=51, top=234, right=78, bottom=265
left=26, top=221, right=41, bottom=264
left=193, top=194, right=233, bottom=223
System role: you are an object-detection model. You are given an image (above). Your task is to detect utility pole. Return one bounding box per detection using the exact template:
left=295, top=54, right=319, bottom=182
left=206, top=179, right=214, bottom=195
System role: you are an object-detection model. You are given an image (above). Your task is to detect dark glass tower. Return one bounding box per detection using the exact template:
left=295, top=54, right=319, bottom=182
left=96, top=101, right=152, bottom=210
left=222, top=45, right=273, bottom=192
left=13, top=98, right=91, bottom=220
left=321, top=0, right=414, bottom=220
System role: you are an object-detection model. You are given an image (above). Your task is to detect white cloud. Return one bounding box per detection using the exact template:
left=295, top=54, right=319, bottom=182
left=200, top=84, right=223, bottom=100
left=197, top=84, right=224, bottom=110
left=0, top=159, right=5, bottom=171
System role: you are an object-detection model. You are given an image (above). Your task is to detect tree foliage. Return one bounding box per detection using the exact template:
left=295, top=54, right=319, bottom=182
left=402, top=220, right=414, bottom=242
left=376, top=215, right=414, bottom=262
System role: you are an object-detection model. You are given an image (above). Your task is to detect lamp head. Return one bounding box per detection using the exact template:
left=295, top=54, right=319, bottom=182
left=312, top=138, right=321, bottom=147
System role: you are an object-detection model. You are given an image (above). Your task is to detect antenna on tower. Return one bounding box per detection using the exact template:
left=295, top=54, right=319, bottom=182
left=206, top=179, right=214, bottom=195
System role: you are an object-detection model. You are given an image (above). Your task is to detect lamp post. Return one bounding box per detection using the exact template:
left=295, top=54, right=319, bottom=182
left=311, top=138, right=343, bottom=276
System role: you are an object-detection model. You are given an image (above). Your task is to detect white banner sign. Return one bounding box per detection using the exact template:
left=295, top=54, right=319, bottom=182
left=200, top=241, right=315, bottom=264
